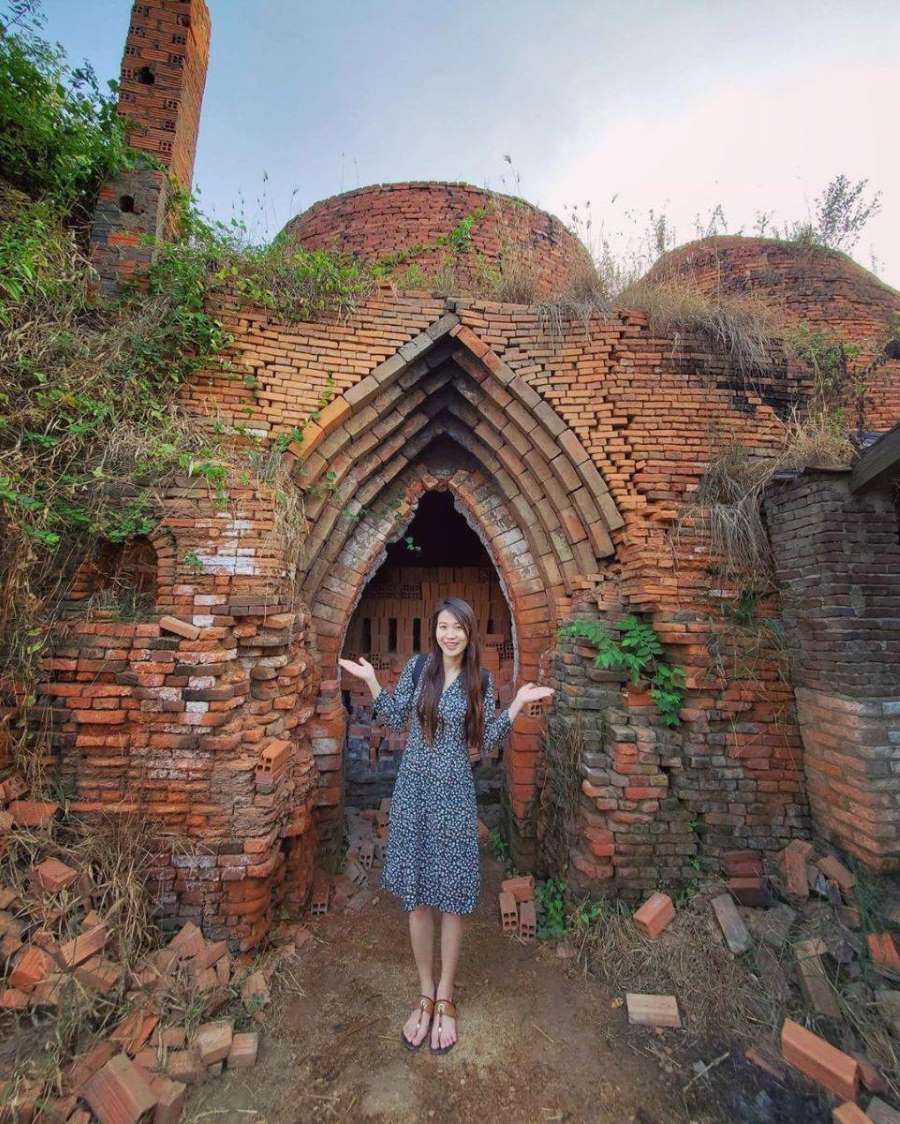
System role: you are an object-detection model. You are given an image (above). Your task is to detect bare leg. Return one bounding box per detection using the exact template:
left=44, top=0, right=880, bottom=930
left=402, top=905, right=435, bottom=1046
left=432, top=910, right=463, bottom=1049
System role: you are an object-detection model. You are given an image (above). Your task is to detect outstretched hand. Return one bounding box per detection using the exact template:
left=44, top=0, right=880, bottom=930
left=338, top=655, right=376, bottom=682
left=515, top=682, right=555, bottom=705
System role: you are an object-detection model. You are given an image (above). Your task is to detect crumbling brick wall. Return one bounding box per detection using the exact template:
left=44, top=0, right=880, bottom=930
left=42, top=0, right=896, bottom=943
left=764, top=469, right=900, bottom=871
left=90, top=0, right=211, bottom=294
left=33, top=477, right=320, bottom=950
left=167, top=284, right=816, bottom=887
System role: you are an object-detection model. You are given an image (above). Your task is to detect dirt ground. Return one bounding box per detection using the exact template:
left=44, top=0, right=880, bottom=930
left=185, top=853, right=829, bottom=1124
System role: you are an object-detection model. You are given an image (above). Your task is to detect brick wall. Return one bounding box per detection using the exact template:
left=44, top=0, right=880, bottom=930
left=118, top=0, right=211, bottom=187
left=764, top=469, right=900, bottom=871
left=283, top=182, right=592, bottom=298
left=173, top=286, right=818, bottom=880
left=30, top=477, right=320, bottom=950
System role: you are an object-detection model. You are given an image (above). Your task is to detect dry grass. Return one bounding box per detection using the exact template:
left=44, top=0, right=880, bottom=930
left=675, top=409, right=854, bottom=582
left=575, top=895, right=773, bottom=1040
left=0, top=812, right=180, bottom=1104
left=618, top=275, right=783, bottom=374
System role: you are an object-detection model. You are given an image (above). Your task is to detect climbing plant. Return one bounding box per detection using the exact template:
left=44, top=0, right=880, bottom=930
left=0, top=1, right=351, bottom=755
left=556, top=615, right=687, bottom=727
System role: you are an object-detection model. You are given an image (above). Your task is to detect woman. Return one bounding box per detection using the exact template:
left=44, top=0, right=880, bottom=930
left=338, top=597, right=554, bottom=1055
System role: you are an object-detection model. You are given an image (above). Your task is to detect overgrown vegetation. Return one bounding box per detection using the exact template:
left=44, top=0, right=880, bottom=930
left=557, top=615, right=687, bottom=727
left=0, top=2, right=359, bottom=776
left=675, top=410, right=855, bottom=586
left=618, top=275, right=781, bottom=373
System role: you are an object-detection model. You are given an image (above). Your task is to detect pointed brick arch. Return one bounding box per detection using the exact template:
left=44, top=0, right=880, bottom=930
left=287, top=315, right=624, bottom=607
left=302, top=399, right=574, bottom=622
left=306, top=458, right=555, bottom=862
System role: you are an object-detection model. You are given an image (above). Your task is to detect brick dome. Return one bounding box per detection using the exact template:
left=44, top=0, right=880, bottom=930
left=281, top=181, right=592, bottom=298
left=645, top=236, right=900, bottom=428
left=646, top=236, right=900, bottom=344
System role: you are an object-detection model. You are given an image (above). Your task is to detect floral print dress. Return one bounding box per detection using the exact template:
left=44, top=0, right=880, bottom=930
left=372, top=655, right=512, bottom=914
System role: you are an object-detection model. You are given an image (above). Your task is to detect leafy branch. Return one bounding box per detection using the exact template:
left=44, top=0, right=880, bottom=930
left=557, top=615, right=687, bottom=727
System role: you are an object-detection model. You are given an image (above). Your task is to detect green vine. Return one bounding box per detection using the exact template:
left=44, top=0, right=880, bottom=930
left=557, top=615, right=687, bottom=727
left=369, top=207, right=489, bottom=280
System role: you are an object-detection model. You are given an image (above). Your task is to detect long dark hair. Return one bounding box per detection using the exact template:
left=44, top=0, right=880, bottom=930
left=416, top=597, right=485, bottom=753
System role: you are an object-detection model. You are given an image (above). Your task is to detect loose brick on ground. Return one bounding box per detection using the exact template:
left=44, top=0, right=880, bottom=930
left=868, top=932, right=900, bottom=973
left=82, top=1052, right=157, bottom=1124
left=148, top=1075, right=186, bottom=1124
left=194, top=1019, right=233, bottom=1065
left=633, top=892, right=674, bottom=939
left=165, top=1049, right=206, bottom=1086
left=9, top=945, right=56, bottom=991
left=832, top=1104, right=872, bottom=1123
left=227, top=1031, right=258, bottom=1069
left=711, top=893, right=751, bottom=955
left=781, top=1018, right=859, bottom=1101
left=59, top=923, right=108, bottom=967
left=500, top=874, right=535, bottom=902
left=625, top=993, right=681, bottom=1028
left=31, top=858, right=79, bottom=893
left=498, top=891, right=518, bottom=934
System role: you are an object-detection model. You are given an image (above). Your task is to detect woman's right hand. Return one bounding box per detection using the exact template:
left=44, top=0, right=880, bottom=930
left=338, top=655, right=377, bottom=684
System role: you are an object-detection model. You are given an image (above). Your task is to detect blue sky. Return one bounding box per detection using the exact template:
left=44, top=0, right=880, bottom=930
left=39, top=1, right=900, bottom=285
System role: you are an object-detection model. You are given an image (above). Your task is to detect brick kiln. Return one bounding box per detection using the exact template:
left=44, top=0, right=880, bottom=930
left=23, top=0, right=900, bottom=948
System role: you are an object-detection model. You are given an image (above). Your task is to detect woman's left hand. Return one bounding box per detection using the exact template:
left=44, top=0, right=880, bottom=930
left=515, top=682, right=555, bottom=704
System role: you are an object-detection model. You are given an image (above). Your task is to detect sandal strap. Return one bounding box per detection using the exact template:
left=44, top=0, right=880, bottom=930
left=434, top=998, right=457, bottom=1017
left=418, top=995, right=435, bottom=1014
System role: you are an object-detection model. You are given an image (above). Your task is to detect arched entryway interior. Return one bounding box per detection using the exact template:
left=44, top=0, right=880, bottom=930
left=339, top=482, right=516, bottom=866
left=342, top=487, right=515, bottom=804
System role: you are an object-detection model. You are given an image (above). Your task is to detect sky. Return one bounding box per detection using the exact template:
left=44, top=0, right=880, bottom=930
left=38, top=0, right=900, bottom=287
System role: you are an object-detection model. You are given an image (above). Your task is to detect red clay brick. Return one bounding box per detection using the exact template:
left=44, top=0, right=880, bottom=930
left=781, top=1018, right=859, bottom=1101
left=868, top=932, right=900, bottom=973
left=59, top=923, right=108, bottom=967
left=832, top=1104, right=872, bottom=1123
left=8, top=800, right=58, bottom=828
left=159, top=615, right=201, bottom=640
left=500, top=874, right=534, bottom=902
left=781, top=840, right=814, bottom=898
left=633, top=892, right=674, bottom=939
left=82, top=1052, right=157, bottom=1124
left=227, top=1031, right=258, bottom=1069
left=194, top=1019, right=233, bottom=1065
left=9, top=945, right=56, bottom=991
left=31, top=857, right=79, bottom=893
left=816, top=855, right=857, bottom=894
left=167, top=1047, right=207, bottom=1086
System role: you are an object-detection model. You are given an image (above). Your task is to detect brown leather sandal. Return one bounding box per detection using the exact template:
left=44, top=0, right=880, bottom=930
left=429, top=997, right=458, bottom=1055
left=401, top=994, right=434, bottom=1051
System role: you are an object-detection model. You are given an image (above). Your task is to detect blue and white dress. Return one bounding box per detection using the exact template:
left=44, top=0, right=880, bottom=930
left=372, top=656, right=512, bottom=914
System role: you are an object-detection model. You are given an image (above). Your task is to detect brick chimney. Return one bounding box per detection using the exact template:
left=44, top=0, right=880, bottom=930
left=90, top=0, right=211, bottom=295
